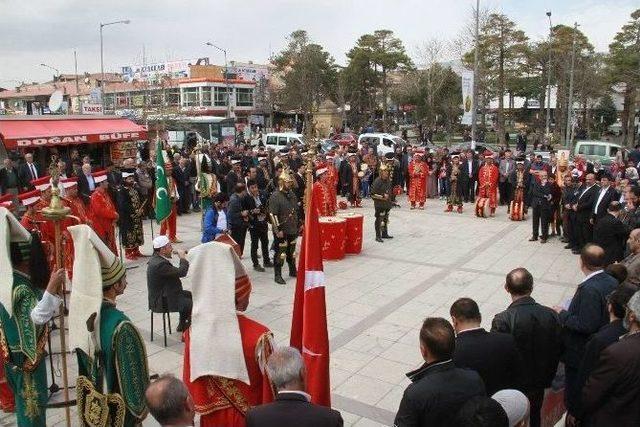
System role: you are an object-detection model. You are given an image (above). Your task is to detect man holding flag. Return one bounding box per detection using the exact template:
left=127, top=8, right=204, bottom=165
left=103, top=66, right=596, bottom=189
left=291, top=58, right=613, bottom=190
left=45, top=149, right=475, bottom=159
left=154, top=140, right=180, bottom=242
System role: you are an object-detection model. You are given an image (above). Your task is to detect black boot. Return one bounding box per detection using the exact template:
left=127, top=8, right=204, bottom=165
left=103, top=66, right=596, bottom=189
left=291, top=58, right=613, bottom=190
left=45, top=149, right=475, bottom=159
left=274, top=265, right=286, bottom=285
left=264, top=260, right=274, bottom=268
left=381, top=227, right=393, bottom=239
left=253, top=264, right=265, bottom=272
left=288, top=263, right=297, bottom=278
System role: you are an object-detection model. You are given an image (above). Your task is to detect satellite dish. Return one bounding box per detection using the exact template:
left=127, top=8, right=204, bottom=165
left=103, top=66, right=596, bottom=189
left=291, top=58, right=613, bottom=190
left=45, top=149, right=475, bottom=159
left=48, top=90, right=64, bottom=112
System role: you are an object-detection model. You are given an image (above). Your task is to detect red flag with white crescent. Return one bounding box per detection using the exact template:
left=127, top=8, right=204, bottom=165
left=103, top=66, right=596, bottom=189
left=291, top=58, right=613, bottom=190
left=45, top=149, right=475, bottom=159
left=290, top=185, right=331, bottom=406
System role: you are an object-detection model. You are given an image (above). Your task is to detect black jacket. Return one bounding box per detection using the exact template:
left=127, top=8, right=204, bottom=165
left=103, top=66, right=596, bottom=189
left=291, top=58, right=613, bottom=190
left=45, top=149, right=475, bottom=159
left=453, top=328, right=523, bottom=395
left=491, top=296, right=563, bottom=392
left=592, top=214, right=630, bottom=265
left=394, top=360, right=485, bottom=427
left=17, top=162, right=42, bottom=190
left=592, top=187, right=619, bottom=220
left=77, top=173, right=95, bottom=205
left=246, top=392, right=343, bottom=427
left=459, top=159, right=479, bottom=183
left=528, top=180, right=553, bottom=210
left=0, top=166, right=22, bottom=193
left=575, top=184, right=600, bottom=221
left=146, top=253, right=189, bottom=312
left=245, top=190, right=269, bottom=230
left=227, top=192, right=249, bottom=229
left=559, top=271, right=618, bottom=368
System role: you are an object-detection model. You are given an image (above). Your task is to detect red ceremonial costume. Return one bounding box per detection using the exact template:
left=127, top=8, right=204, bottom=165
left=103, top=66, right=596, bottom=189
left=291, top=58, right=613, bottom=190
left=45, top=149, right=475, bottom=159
left=89, top=172, right=118, bottom=253
left=183, top=315, right=273, bottom=427
left=476, top=156, right=500, bottom=217
left=183, top=242, right=273, bottom=427
left=408, top=154, right=428, bottom=209
left=160, top=176, right=179, bottom=242
left=61, top=178, right=90, bottom=279
left=313, top=166, right=332, bottom=216
left=31, top=177, right=57, bottom=271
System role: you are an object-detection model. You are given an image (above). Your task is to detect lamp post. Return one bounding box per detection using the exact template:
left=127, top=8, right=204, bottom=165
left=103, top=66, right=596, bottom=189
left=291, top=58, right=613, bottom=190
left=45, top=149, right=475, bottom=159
left=40, top=63, right=60, bottom=78
left=545, top=11, right=553, bottom=138
left=470, top=0, right=480, bottom=147
left=205, top=42, right=231, bottom=118
left=100, top=19, right=130, bottom=112
left=565, top=22, right=579, bottom=150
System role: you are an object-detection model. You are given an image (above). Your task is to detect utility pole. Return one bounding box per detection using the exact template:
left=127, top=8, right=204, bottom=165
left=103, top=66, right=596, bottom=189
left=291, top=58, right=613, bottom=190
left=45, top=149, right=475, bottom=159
left=471, top=0, right=480, bottom=146
left=565, top=22, right=578, bottom=150
left=74, top=49, right=80, bottom=114
left=545, top=11, right=552, bottom=137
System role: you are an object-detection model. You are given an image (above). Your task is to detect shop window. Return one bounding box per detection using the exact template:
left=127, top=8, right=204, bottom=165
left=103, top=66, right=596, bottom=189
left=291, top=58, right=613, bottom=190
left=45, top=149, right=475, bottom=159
left=166, top=89, right=180, bottom=106
left=202, top=87, right=212, bottom=106
left=182, top=87, right=199, bottom=107
left=214, top=87, right=229, bottom=107
left=236, top=88, right=254, bottom=107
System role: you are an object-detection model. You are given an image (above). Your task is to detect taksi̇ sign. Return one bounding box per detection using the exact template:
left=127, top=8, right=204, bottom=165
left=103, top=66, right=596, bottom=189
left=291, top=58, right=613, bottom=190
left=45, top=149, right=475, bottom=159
left=82, top=103, right=103, bottom=115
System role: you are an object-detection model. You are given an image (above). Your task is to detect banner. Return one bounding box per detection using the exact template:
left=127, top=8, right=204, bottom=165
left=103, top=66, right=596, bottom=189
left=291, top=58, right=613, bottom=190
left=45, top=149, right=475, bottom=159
left=461, top=70, right=474, bottom=126
left=154, top=139, right=171, bottom=224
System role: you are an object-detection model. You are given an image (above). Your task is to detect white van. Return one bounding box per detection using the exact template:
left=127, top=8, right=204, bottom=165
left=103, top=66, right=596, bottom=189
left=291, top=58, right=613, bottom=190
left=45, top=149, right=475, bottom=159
left=574, top=140, right=621, bottom=166
left=264, top=133, right=305, bottom=151
left=357, top=133, right=407, bottom=156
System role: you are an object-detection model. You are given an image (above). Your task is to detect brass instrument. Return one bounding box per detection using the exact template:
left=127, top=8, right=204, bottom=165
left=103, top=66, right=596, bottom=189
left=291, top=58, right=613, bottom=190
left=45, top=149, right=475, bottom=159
left=451, top=163, right=460, bottom=182
left=269, top=213, right=280, bottom=231
left=516, top=170, right=524, bottom=189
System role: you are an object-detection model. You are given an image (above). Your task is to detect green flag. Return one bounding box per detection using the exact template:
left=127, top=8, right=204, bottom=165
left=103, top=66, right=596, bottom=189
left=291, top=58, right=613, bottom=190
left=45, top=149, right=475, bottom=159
left=154, top=139, right=171, bottom=224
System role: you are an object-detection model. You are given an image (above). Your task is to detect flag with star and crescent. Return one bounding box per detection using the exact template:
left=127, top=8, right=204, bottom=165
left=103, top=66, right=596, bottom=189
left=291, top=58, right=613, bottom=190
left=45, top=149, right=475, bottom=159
left=154, top=139, right=171, bottom=224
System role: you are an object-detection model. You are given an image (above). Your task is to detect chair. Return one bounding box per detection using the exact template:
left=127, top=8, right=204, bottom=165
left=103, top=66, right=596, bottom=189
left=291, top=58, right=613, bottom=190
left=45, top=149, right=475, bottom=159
left=150, top=296, right=172, bottom=347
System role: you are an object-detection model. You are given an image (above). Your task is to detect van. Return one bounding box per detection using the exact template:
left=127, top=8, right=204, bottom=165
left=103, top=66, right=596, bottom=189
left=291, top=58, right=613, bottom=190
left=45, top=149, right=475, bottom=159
left=357, top=133, right=407, bottom=156
left=264, top=133, right=305, bottom=151
left=574, top=140, right=621, bottom=166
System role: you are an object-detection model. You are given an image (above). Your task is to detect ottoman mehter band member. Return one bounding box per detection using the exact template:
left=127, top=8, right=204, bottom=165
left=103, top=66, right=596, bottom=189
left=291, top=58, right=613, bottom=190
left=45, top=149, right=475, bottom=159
left=371, top=163, right=393, bottom=243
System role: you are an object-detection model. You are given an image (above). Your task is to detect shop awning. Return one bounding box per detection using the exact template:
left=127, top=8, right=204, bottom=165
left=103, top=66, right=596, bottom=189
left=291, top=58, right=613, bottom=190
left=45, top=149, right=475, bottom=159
left=0, top=116, right=147, bottom=149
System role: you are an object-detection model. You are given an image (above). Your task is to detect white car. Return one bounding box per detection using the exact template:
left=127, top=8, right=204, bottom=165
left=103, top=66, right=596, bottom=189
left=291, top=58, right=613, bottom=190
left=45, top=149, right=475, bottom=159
left=264, top=132, right=305, bottom=151
left=357, top=133, right=407, bottom=156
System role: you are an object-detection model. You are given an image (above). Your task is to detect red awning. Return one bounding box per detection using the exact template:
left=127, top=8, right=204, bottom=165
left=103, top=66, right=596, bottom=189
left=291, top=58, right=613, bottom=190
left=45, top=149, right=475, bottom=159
left=0, top=116, right=148, bottom=149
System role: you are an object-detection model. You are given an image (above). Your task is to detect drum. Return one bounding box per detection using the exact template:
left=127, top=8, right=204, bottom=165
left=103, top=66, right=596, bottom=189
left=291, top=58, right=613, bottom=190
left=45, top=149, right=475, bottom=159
left=337, top=212, right=364, bottom=254
left=475, top=198, right=489, bottom=218
left=215, top=233, right=241, bottom=257
left=509, top=201, right=524, bottom=221
left=318, top=216, right=347, bottom=260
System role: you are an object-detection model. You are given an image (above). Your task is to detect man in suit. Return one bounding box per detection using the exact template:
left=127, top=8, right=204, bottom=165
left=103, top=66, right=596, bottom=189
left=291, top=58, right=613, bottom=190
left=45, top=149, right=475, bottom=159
left=17, top=152, right=41, bottom=191
left=246, top=179, right=272, bottom=272
left=563, top=176, right=581, bottom=250
left=498, top=149, right=515, bottom=206
left=147, top=235, right=191, bottom=332
left=516, top=130, right=527, bottom=153
left=621, top=228, right=640, bottom=289
left=246, top=346, right=343, bottom=427
left=173, top=157, right=192, bottom=215
left=553, top=244, right=618, bottom=417
left=592, top=174, right=619, bottom=222
left=228, top=183, right=250, bottom=255
left=145, top=374, right=195, bottom=426
left=573, top=173, right=599, bottom=254
left=394, top=317, right=486, bottom=427
left=592, top=201, right=631, bottom=265
left=528, top=170, right=553, bottom=243
left=491, top=268, right=562, bottom=427
left=461, top=150, right=479, bottom=203
left=225, top=157, right=243, bottom=196
left=581, top=289, right=640, bottom=426
left=77, top=163, right=95, bottom=205
left=450, top=298, right=522, bottom=396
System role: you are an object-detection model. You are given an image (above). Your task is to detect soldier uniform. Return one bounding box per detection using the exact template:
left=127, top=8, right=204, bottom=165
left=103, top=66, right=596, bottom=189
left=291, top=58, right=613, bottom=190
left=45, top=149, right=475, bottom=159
left=268, top=171, right=299, bottom=285
left=371, top=164, right=393, bottom=243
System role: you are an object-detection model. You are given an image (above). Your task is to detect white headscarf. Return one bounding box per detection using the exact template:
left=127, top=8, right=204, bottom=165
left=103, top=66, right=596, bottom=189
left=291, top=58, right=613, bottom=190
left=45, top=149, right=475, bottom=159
left=0, top=207, right=32, bottom=317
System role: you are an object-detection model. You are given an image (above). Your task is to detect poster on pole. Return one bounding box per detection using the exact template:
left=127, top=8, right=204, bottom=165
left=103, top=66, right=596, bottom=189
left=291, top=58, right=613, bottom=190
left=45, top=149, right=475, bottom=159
left=461, top=70, right=474, bottom=126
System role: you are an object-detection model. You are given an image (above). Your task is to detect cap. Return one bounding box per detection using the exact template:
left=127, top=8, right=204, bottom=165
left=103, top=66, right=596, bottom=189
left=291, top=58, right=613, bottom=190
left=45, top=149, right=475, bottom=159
left=153, top=235, right=171, bottom=249
left=121, top=168, right=135, bottom=178
left=18, top=190, right=40, bottom=206
left=60, top=176, right=78, bottom=189
left=450, top=151, right=461, bottom=160
left=0, top=194, right=14, bottom=210
left=315, top=167, right=328, bottom=177
left=231, top=155, right=242, bottom=165
left=257, top=154, right=268, bottom=160
left=484, top=150, right=493, bottom=158
left=491, top=389, right=529, bottom=427
left=92, top=170, right=108, bottom=184
left=31, top=176, right=51, bottom=191
left=384, top=152, right=395, bottom=160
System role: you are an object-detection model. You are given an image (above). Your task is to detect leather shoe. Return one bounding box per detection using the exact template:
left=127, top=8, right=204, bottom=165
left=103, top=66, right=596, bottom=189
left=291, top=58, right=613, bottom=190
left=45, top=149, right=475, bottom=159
left=529, top=237, right=538, bottom=241
left=382, top=235, right=394, bottom=239
left=274, top=275, right=286, bottom=285
left=253, top=265, right=265, bottom=272
left=540, top=238, right=547, bottom=244
left=376, top=237, right=384, bottom=243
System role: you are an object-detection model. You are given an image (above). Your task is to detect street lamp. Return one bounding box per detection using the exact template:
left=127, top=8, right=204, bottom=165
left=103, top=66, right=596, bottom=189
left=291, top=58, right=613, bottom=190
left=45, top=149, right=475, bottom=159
left=100, top=19, right=130, bottom=112
left=205, top=41, right=231, bottom=118
left=40, top=63, right=60, bottom=78
left=545, top=11, right=552, bottom=138
left=566, top=22, right=579, bottom=150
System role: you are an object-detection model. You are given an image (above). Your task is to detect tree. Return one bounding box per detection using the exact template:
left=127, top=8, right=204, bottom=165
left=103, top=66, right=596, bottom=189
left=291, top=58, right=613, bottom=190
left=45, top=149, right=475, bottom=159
left=272, top=30, right=337, bottom=135
left=344, top=30, right=412, bottom=130
left=607, top=9, right=640, bottom=146
left=463, top=13, right=529, bottom=146
left=594, top=93, right=617, bottom=133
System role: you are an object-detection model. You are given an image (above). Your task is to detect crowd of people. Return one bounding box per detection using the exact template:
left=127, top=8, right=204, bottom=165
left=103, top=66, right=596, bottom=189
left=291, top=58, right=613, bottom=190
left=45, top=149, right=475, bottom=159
left=2, top=139, right=640, bottom=427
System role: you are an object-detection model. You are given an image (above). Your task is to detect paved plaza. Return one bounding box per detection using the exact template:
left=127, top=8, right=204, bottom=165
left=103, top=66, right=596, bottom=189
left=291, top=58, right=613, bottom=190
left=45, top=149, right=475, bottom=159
left=2, top=194, right=582, bottom=426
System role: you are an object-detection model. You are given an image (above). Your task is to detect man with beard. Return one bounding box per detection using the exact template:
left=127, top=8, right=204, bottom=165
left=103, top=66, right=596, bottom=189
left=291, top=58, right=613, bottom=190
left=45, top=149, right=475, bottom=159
left=117, top=169, right=146, bottom=260
left=268, top=170, right=299, bottom=285
left=371, top=163, right=393, bottom=243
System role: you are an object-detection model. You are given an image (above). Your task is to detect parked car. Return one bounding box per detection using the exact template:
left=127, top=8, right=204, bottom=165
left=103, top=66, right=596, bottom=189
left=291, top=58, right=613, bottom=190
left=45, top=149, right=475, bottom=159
left=357, top=133, right=407, bottom=156
left=264, top=132, right=305, bottom=151
left=330, top=132, right=358, bottom=147
left=574, top=140, right=621, bottom=166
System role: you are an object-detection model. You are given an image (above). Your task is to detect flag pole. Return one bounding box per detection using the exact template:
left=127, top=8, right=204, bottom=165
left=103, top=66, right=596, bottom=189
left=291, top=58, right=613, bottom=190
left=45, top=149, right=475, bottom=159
left=304, top=120, right=316, bottom=214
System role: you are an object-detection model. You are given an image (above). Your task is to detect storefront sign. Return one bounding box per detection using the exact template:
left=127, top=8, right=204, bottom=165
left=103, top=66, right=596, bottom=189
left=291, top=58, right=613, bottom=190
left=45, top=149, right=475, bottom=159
left=121, top=58, right=209, bottom=82
left=81, top=103, right=103, bottom=115
left=15, top=132, right=143, bottom=147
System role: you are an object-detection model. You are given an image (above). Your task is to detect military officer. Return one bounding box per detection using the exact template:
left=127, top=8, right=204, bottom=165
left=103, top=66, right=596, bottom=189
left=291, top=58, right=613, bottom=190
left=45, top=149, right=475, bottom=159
left=371, top=163, right=394, bottom=242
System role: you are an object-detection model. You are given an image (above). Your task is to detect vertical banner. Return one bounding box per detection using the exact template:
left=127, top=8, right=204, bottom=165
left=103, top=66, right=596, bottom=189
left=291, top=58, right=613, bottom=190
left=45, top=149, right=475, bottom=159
left=461, top=70, right=474, bottom=126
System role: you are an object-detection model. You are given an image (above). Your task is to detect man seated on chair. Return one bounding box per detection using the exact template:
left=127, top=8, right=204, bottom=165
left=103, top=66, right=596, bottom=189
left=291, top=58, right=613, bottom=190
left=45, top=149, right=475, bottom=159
left=147, top=235, right=191, bottom=332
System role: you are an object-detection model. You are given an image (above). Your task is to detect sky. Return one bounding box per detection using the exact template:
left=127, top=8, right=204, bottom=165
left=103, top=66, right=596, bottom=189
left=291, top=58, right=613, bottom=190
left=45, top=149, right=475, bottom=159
left=0, top=0, right=637, bottom=85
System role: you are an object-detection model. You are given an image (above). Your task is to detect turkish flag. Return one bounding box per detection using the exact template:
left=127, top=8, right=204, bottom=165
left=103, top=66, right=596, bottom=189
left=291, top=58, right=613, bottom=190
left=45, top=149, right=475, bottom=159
left=290, top=185, right=331, bottom=407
